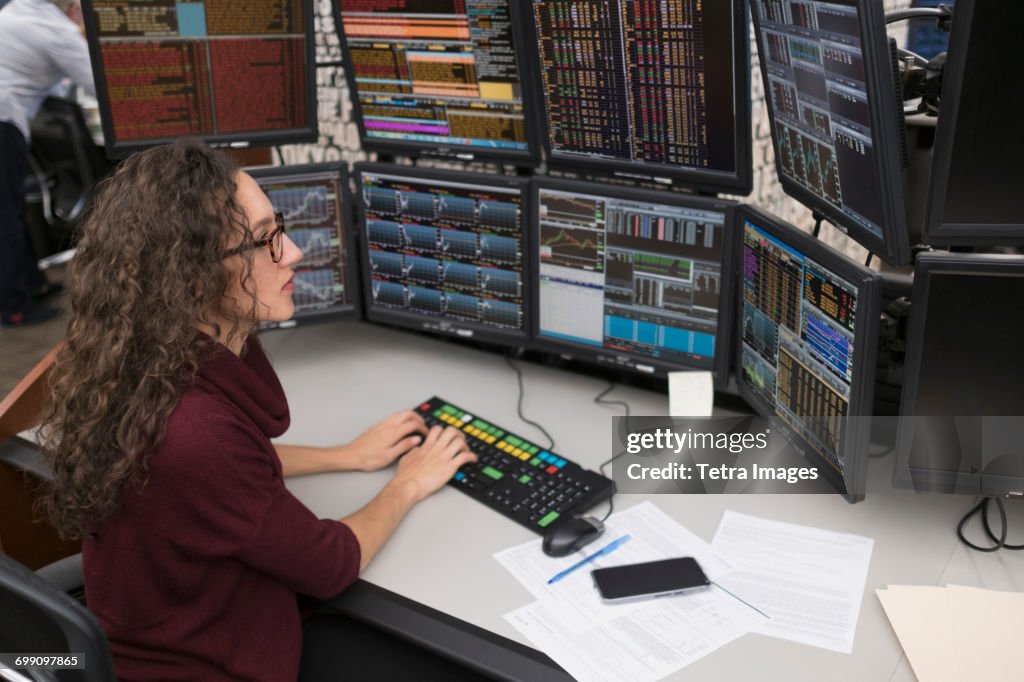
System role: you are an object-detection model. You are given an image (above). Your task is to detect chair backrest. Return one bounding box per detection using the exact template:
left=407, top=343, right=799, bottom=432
left=0, top=553, right=115, bottom=682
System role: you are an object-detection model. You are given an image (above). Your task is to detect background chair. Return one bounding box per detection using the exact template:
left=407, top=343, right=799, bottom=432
left=0, top=552, right=114, bottom=682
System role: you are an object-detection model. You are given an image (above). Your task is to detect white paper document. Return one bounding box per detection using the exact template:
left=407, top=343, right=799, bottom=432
left=498, top=502, right=767, bottom=682
left=494, top=501, right=731, bottom=630
left=506, top=583, right=761, bottom=682
left=711, top=510, right=874, bottom=654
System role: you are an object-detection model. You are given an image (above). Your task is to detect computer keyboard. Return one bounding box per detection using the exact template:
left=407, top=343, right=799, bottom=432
left=415, top=397, right=616, bottom=534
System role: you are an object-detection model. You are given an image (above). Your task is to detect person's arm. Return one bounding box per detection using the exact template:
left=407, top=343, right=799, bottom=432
left=47, top=9, right=96, bottom=97
left=276, top=410, right=428, bottom=477
left=341, top=425, right=476, bottom=570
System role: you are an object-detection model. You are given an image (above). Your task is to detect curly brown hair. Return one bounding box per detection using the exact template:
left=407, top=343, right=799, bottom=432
left=38, top=139, right=261, bottom=539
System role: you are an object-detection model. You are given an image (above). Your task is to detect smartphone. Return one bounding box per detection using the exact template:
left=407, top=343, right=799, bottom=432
left=591, top=557, right=710, bottom=603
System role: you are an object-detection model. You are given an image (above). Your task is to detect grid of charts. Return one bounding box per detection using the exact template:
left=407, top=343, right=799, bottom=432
left=259, top=172, right=349, bottom=314
left=362, top=172, right=524, bottom=331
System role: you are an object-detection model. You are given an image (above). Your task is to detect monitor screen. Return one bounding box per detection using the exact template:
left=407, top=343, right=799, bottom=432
left=82, top=0, right=317, bottom=156
left=248, top=163, right=359, bottom=323
left=337, top=0, right=537, bottom=162
left=532, top=178, right=737, bottom=385
left=526, top=0, right=751, bottom=193
left=751, top=0, right=910, bottom=264
left=355, top=164, right=528, bottom=345
left=924, top=1, right=1024, bottom=244
left=737, top=206, right=880, bottom=499
left=895, top=253, right=1024, bottom=496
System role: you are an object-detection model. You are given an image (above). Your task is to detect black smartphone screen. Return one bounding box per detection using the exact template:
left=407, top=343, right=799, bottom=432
left=592, top=557, right=709, bottom=601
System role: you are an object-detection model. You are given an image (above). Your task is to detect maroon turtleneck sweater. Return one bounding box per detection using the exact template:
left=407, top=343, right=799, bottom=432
left=82, top=337, right=361, bottom=681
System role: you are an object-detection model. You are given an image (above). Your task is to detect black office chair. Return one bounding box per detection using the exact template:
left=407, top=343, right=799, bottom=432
left=0, top=553, right=115, bottom=681
left=25, top=96, right=115, bottom=257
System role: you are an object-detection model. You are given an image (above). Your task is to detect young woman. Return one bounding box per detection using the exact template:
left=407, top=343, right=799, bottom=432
left=39, top=139, right=479, bottom=680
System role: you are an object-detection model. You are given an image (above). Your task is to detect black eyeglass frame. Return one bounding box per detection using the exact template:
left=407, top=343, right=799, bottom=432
left=221, top=212, right=287, bottom=262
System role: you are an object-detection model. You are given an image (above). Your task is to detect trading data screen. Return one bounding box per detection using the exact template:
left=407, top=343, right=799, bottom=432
left=254, top=170, right=353, bottom=317
left=530, top=0, right=740, bottom=179
left=87, top=0, right=311, bottom=147
left=360, top=171, right=525, bottom=333
left=740, top=218, right=860, bottom=472
left=753, top=0, right=887, bottom=240
left=537, top=187, right=728, bottom=371
left=339, top=0, right=530, bottom=154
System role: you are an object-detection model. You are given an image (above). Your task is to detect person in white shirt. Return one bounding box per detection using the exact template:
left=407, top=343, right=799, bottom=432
left=0, top=0, right=94, bottom=327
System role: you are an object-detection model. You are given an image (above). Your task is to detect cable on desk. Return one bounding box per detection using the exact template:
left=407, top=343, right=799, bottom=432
left=956, top=497, right=1023, bottom=552
left=594, top=382, right=633, bottom=523
left=504, top=356, right=555, bottom=452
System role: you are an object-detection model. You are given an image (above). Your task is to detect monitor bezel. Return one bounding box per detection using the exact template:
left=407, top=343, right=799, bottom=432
left=529, top=176, right=739, bottom=389
left=353, top=162, right=532, bottom=348
left=923, top=0, right=1024, bottom=245
left=517, top=0, right=753, bottom=195
left=245, top=162, right=361, bottom=324
left=734, top=205, right=881, bottom=502
left=894, top=251, right=1024, bottom=497
left=751, top=0, right=911, bottom=265
left=335, top=1, right=542, bottom=166
left=82, top=0, right=319, bottom=158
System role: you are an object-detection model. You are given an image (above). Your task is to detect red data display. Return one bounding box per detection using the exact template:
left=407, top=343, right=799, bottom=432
left=86, top=0, right=312, bottom=148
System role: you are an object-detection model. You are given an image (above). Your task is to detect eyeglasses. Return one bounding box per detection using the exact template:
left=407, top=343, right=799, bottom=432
left=222, top=212, right=286, bottom=263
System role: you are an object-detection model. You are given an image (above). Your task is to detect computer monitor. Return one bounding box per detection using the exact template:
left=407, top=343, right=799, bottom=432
left=354, top=163, right=529, bottom=346
left=81, top=0, right=317, bottom=156
left=736, top=206, right=881, bottom=500
left=924, top=1, right=1024, bottom=245
left=523, top=0, right=752, bottom=194
left=751, top=0, right=911, bottom=264
left=531, top=178, right=738, bottom=386
left=894, top=252, right=1024, bottom=497
left=247, top=163, right=360, bottom=324
left=336, top=0, right=539, bottom=164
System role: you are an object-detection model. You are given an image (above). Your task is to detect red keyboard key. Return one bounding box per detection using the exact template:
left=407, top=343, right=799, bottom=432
left=546, top=465, right=558, bottom=474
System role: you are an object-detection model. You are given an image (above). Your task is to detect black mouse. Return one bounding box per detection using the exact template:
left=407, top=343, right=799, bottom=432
left=542, top=516, right=605, bottom=557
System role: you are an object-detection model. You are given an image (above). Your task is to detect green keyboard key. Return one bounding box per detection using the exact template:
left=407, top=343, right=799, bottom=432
left=492, top=429, right=504, bottom=438
left=482, top=466, right=503, bottom=480
left=507, top=436, right=522, bottom=447
left=530, top=458, right=541, bottom=466
left=518, top=474, right=532, bottom=484
left=537, top=511, right=560, bottom=528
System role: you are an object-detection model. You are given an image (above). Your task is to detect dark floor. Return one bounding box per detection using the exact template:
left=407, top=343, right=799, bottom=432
left=0, top=265, right=69, bottom=400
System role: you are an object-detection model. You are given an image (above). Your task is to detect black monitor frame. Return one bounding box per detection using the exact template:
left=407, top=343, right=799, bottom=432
left=529, top=176, right=739, bottom=388
left=354, top=162, right=532, bottom=348
left=246, top=162, right=361, bottom=325
left=735, top=205, right=882, bottom=502
left=517, top=1, right=753, bottom=195
left=751, top=0, right=911, bottom=265
left=923, top=0, right=1024, bottom=246
left=81, top=0, right=319, bottom=157
left=335, top=1, right=542, bottom=166
left=894, top=251, right=1024, bottom=498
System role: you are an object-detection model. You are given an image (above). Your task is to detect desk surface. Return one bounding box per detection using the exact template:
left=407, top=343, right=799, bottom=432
left=262, top=320, right=1024, bottom=682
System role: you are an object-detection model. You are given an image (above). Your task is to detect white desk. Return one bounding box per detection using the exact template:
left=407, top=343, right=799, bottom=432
left=262, top=320, right=1024, bottom=682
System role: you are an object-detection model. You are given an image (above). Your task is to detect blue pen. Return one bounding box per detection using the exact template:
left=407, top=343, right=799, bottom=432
left=547, top=535, right=632, bottom=585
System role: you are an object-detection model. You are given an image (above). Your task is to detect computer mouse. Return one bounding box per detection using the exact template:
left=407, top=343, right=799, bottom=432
left=542, top=516, right=605, bottom=557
